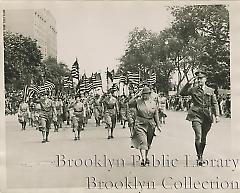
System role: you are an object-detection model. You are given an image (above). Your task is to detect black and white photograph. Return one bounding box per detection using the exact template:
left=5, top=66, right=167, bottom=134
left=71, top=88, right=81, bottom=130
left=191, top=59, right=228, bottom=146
left=1, top=1, right=240, bottom=193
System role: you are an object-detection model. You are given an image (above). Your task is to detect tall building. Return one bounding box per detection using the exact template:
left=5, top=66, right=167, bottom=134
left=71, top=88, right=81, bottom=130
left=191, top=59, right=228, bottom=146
left=3, top=9, right=57, bottom=60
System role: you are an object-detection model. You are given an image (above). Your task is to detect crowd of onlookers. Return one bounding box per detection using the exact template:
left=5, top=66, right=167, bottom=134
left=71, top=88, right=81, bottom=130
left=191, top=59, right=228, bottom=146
left=165, top=94, right=231, bottom=118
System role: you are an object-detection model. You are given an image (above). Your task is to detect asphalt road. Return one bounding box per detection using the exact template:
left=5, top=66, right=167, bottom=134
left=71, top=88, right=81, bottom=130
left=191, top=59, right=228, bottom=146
left=4, top=111, right=240, bottom=193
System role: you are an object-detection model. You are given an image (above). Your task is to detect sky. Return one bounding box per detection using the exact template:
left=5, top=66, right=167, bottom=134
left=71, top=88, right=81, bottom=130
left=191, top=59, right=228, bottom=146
left=49, top=2, right=173, bottom=77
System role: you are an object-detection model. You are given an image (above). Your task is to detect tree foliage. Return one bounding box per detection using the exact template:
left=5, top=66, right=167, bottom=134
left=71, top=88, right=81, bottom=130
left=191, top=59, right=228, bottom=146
left=118, top=5, right=230, bottom=93
left=4, top=31, right=42, bottom=91
left=169, top=5, right=230, bottom=89
left=118, top=27, right=175, bottom=93
left=4, top=31, right=70, bottom=92
left=42, top=57, right=70, bottom=92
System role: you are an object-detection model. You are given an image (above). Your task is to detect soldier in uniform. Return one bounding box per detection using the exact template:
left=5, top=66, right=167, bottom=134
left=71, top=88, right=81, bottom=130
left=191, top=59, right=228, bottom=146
left=119, top=95, right=128, bottom=128
left=102, top=89, right=119, bottom=139
left=92, top=94, right=102, bottom=126
left=68, top=94, right=76, bottom=129
left=28, top=98, right=35, bottom=127
left=18, top=99, right=30, bottom=130
left=72, top=95, right=86, bottom=140
left=34, top=97, right=42, bottom=131
left=39, top=91, right=56, bottom=143
left=180, top=70, right=220, bottom=166
left=54, top=97, right=64, bottom=131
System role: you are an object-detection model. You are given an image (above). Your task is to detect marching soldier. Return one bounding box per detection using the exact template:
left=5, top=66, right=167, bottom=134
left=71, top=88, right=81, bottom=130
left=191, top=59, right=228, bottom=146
left=72, top=95, right=86, bottom=140
left=180, top=70, right=220, bottom=166
left=68, top=94, right=76, bottom=128
left=102, top=89, right=119, bottom=139
left=18, top=98, right=30, bottom=130
left=34, top=97, right=42, bottom=131
left=39, top=91, right=57, bottom=143
left=119, top=95, right=128, bottom=128
left=53, top=97, right=64, bottom=131
left=92, top=94, right=102, bottom=126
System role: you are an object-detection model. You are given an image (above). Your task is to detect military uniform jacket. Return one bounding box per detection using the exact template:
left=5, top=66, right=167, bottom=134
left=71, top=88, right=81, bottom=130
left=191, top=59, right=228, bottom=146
left=179, top=83, right=219, bottom=123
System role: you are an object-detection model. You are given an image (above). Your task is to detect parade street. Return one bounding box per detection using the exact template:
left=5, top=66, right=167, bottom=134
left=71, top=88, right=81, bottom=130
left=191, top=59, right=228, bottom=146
left=5, top=111, right=239, bottom=192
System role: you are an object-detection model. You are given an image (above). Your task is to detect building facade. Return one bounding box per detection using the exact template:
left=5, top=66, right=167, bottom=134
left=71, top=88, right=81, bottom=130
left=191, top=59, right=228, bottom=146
left=3, top=9, right=57, bottom=60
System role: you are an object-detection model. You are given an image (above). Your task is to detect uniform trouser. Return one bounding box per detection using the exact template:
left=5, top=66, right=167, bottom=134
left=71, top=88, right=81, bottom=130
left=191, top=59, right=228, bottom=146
left=72, top=116, right=84, bottom=131
left=41, top=117, right=52, bottom=131
left=192, top=120, right=212, bottom=155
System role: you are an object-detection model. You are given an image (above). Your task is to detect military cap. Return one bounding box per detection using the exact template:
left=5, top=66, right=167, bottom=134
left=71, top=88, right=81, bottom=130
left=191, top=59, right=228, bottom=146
left=142, top=86, right=151, bottom=94
left=195, top=70, right=207, bottom=78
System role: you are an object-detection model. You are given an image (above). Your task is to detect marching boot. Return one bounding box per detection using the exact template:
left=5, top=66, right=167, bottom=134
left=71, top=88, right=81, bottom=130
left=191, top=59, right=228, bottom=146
left=110, top=127, right=114, bottom=138
left=42, top=131, right=46, bottom=143
left=123, top=121, right=126, bottom=129
left=107, top=128, right=111, bottom=139
left=200, top=143, right=206, bottom=165
left=197, top=154, right=203, bottom=166
left=200, top=143, right=206, bottom=155
left=195, top=142, right=202, bottom=166
left=23, top=121, right=26, bottom=130
left=45, top=131, right=50, bottom=142
left=54, top=123, right=58, bottom=132
left=145, top=158, right=150, bottom=166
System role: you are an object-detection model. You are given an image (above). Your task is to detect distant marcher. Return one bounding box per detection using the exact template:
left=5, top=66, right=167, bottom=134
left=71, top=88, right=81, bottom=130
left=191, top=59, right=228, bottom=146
left=18, top=99, right=30, bottom=130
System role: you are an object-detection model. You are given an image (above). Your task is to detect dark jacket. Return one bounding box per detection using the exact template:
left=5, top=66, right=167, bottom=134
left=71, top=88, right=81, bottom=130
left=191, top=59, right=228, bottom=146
left=179, top=82, right=219, bottom=123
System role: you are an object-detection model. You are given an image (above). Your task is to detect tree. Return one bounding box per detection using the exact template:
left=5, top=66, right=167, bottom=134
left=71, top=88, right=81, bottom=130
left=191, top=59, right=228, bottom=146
left=4, top=31, right=42, bottom=91
left=169, top=5, right=230, bottom=89
left=118, top=27, right=175, bottom=93
left=41, top=57, right=70, bottom=94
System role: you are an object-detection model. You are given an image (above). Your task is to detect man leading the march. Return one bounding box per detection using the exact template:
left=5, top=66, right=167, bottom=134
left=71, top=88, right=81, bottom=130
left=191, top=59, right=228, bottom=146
left=39, top=91, right=57, bottom=143
left=179, top=70, right=220, bottom=166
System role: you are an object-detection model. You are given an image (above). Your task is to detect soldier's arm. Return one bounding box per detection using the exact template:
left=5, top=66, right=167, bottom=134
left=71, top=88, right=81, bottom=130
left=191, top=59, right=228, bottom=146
left=179, top=82, right=194, bottom=96
left=179, top=76, right=196, bottom=96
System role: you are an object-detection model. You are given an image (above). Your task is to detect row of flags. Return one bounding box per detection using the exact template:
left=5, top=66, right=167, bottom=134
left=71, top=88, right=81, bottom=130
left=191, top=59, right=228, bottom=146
left=23, top=59, right=158, bottom=101
left=68, top=59, right=157, bottom=93
left=107, top=70, right=157, bottom=86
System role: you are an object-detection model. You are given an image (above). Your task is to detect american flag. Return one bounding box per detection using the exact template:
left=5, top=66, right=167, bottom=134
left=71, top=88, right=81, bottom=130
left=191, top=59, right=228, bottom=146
left=77, top=74, right=92, bottom=93
left=127, top=71, right=140, bottom=85
left=91, top=73, right=102, bottom=89
left=83, top=74, right=92, bottom=93
left=38, top=80, right=55, bottom=94
left=113, top=74, right=120, bottom=81
left=147, top=70, right=157, bottom=85
left=77, top=79, right=85, bottom=94
left=23, top=85, right=39, bottom=102
left=71, top=59, right=79, bottom=80
left=120, top=75, right=127, bottom=84
left=63, top=76, right=73, bottom=89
